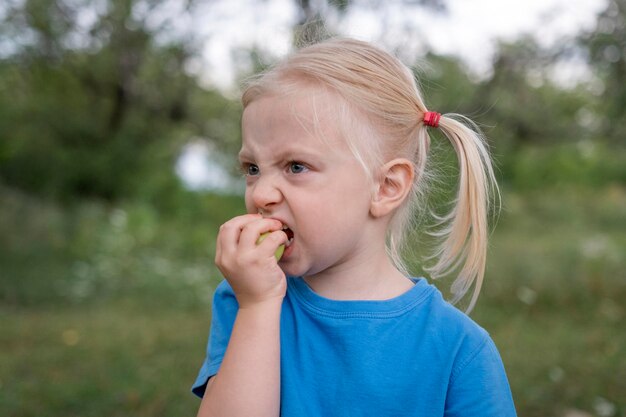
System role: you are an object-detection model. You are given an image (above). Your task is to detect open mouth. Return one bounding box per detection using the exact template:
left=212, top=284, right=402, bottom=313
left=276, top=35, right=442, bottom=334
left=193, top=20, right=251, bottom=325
left=282, top=225, right=295, bottom=247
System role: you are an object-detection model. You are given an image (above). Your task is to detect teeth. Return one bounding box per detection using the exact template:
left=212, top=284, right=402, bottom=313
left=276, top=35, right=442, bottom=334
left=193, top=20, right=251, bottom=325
left=281, top=225, right=293, bottom=247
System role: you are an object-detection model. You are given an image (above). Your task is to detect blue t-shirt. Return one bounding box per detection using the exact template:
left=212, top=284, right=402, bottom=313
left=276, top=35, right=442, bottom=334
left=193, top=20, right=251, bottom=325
left=192, top=277, right=517, bottom=416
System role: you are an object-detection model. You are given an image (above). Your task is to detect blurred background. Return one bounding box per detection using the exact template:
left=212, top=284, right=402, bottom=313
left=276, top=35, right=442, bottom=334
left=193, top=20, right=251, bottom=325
left=0, top=0, right=624, bottom=416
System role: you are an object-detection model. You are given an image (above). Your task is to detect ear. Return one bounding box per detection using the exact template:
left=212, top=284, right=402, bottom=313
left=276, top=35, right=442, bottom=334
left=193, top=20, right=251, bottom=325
left=370, top=158, right=415, bottom=218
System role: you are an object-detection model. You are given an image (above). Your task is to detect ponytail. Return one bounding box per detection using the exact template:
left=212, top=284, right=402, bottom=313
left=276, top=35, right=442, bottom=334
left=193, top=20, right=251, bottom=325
left=423, top=114, right=500, bottom=313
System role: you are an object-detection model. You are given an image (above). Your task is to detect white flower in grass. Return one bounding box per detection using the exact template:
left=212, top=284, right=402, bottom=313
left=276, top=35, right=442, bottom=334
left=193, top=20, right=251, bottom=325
left=593, top=397, right=616, bottom=417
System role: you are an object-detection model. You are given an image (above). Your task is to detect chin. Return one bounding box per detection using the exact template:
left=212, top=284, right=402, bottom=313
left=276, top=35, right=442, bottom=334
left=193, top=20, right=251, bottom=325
left=281, top=267, right=302, bottom=278
left=279, top=262, right=309, bottom=278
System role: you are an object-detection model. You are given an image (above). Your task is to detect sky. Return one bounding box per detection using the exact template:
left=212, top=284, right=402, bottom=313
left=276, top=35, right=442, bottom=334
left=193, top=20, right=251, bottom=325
left=192, top=0, right=607, bottom=91
left=178, top=0, right=608, bottom=191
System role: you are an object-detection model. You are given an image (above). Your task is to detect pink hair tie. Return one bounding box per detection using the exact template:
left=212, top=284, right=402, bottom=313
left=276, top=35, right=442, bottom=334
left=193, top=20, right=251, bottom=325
left=423, top=111, right=441, bottom=128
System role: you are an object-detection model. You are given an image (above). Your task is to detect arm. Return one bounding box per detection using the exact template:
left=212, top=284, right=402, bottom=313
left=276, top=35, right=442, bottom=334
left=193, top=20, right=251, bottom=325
left=197, top=299, right=282, bottom=417
left=197, top=214, right=288, bottom=417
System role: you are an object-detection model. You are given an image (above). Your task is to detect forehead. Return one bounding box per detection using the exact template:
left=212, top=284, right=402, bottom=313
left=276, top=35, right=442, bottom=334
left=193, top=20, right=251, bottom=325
left=240, top=89, right=348, bottom=156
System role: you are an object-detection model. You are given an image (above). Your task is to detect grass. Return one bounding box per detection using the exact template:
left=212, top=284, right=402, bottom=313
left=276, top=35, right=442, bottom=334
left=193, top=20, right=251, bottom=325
left=477, top=184, right=626, bottom=417
left=0, top=303, right=208, bottom=416
left=0, top=182, right=624, bottom=417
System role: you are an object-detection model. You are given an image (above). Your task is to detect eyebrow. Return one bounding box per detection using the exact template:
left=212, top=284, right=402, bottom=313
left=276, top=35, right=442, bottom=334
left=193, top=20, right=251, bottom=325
left=238, top=149, right=253, bottom=161
left=238, top=147, right=326, bottom=163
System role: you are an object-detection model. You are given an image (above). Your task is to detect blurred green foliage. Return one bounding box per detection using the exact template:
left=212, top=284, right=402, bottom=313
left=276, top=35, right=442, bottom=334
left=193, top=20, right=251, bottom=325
left=580, top=0, right=626, bottom=143
left=0, top=183, right=242, bottom=308
left=1, top=0, right=625, bottom=416
left=0, top=0, right=242, bottom=202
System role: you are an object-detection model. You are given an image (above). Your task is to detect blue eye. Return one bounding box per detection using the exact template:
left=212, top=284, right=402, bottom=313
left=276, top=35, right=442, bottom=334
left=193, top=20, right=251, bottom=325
left=289, top=162, right=307, bottom=174
left=246, top=164, right=260, bottom=176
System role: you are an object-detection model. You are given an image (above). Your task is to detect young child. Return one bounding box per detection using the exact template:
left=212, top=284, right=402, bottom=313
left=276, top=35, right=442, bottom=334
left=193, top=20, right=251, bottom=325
left=192, top=38, right=516, bottom=417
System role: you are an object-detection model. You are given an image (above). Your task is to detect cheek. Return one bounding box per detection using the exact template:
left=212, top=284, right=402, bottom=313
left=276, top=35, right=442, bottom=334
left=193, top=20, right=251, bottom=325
left=298, top=188, right=369, bottom=236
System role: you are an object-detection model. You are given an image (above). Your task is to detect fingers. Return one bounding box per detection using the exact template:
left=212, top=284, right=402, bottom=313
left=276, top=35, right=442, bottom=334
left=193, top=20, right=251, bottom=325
left=215, top=214, right=261, bottom=262
left=216, top=214, right=286, bottom=261
left=217, top=213, right=262, bottom=249
left=253, top=229, right=288, bottom=260
left=215, top=214, right=289, bottom=306
left=239, top=220, right=287, bottom=252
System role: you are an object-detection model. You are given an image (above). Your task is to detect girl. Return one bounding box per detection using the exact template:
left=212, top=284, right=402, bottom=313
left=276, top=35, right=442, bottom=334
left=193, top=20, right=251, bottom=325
left=192, top=38, right=516, bottom=417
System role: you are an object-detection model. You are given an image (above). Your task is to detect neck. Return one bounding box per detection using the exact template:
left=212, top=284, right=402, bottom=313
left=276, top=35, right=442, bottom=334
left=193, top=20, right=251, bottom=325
left=303, top=239, right=414, bottom=301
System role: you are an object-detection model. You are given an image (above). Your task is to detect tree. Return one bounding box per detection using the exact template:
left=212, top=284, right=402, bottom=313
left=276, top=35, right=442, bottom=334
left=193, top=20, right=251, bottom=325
left=0, top=0, right=239, bottom=202
left=291, top=0, right=446, bottom=45
left=580, top=0, right=626, bottom=143
left=473, top=37, right=592, bottom=150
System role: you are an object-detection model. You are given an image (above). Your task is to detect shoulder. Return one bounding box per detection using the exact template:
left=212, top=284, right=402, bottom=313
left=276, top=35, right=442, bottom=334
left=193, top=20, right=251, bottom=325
left=419, top=283, right=492, bottom=363
left=415, top=286, right=512, bottom=388
left=422, top=284, right=489, bottom=338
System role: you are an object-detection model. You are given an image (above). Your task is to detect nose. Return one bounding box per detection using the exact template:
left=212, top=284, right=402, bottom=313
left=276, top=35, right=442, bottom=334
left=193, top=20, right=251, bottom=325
left=249, top=173, right=283, bottom=213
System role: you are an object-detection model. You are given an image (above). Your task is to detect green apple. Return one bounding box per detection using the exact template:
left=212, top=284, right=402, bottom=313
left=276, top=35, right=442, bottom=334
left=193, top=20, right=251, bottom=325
left=256, top=232, right=285, bottom=261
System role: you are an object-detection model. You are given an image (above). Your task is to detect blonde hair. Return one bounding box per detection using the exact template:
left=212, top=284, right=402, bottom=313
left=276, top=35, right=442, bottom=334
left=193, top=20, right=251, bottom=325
left=242, top=38, right=500, bottom=313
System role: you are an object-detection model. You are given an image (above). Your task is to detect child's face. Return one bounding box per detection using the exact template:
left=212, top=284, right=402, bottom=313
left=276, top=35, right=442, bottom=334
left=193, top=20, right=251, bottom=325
left=240, top=91, right=378, bottom=279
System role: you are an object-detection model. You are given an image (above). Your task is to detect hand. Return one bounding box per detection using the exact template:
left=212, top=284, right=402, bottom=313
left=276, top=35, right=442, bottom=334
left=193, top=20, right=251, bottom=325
left=215, top=214, right=288, bottom=308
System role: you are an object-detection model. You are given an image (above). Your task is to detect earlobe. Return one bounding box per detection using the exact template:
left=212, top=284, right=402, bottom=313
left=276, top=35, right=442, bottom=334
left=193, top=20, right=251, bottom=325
left=370, top=159, right=414, bottom=218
